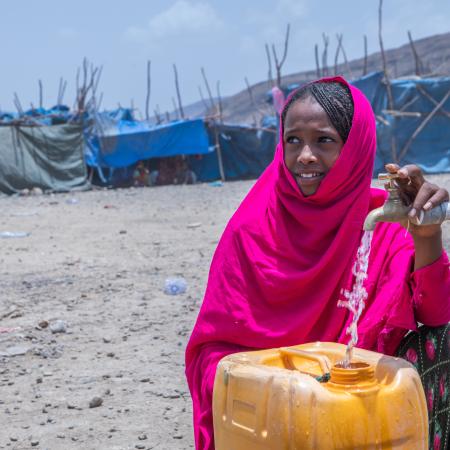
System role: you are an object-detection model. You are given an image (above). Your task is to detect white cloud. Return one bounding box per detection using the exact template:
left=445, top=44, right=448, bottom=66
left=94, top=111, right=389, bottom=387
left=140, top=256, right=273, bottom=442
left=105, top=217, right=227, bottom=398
left=124, top=0, right=223, bottom=43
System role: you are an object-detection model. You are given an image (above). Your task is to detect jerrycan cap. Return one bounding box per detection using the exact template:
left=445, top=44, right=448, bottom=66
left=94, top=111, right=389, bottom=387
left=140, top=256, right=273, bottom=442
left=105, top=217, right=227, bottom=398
left=330, top=361, right=376, bottom=386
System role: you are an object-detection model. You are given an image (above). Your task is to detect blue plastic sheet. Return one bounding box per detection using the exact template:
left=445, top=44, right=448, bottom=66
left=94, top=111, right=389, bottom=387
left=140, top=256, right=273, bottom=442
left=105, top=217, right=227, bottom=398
left=86, top=119, right=211, bottom=169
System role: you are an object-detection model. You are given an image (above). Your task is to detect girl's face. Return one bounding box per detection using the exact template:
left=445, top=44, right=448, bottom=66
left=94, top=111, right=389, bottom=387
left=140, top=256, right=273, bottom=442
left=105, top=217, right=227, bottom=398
left=283, top=95, right=344, bottom=196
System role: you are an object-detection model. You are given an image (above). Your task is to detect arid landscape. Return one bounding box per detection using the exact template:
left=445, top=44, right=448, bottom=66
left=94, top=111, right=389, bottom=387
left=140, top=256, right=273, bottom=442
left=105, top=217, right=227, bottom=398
left=0, top=175, right=449, bottom=450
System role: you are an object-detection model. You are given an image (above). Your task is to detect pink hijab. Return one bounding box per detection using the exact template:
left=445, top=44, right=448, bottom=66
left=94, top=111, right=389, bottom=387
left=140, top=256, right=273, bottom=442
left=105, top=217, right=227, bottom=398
left=185, top=77, right=417, bottom=449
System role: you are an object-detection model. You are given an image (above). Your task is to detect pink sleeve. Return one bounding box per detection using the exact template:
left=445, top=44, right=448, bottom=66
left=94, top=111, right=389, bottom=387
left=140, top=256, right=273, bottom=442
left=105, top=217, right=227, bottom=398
left=411, top=251, right=450, bottom=326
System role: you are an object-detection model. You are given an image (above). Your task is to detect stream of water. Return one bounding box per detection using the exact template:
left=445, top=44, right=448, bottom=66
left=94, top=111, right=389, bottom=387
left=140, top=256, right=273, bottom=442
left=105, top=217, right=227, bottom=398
left=337, top=230, right=374, bottom=367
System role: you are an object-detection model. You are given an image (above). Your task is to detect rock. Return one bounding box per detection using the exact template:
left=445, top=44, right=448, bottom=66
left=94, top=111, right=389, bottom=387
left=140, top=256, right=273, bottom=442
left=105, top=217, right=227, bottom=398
left=36, top=377, right=43, bottom=384
left=2, top=345, right=31, bottom=357
left=30, top=440, right=39, bottom=446
left=102, top=337, right=112, bottom=343
left=135, top=445, right=145, bottom=449
left=89, top=396, right=103, bottom=408
left=38, top=320, right=49, bottom=329
left=138, top=434, right=148, bottom=440
left=9, top=437, right=18, bottom=442
left=49, top=320, right=67, bottom=334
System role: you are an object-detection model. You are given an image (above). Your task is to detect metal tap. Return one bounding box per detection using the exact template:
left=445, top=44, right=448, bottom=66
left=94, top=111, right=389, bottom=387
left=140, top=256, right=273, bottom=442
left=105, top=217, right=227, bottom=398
left=363, top=173, right=450, bottom=231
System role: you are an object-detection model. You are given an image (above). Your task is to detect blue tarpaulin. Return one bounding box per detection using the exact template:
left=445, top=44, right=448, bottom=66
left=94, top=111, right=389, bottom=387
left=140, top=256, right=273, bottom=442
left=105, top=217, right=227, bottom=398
left=86, top=118, right=211, bottom=168
left=352, top=72, right=450, bottom=173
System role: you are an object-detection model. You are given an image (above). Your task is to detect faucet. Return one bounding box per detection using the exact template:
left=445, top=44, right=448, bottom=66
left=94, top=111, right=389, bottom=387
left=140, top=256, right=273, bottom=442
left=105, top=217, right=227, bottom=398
left=363, top=173, right=409, bottom=231
left=363, top=173, right=450, bottom=231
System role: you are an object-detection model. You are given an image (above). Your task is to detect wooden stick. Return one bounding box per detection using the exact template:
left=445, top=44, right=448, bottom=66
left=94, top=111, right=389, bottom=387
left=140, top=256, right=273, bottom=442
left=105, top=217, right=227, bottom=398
left=272, top=24, right=290, bottom=87
left=314, top=44, right=321, bottom=78
left=407, top=31, right=422, bottom=76
left=416, top=84, right=450, bottom=119
left=334, top=34, right=343, bottom=75
left=363, top=35, right=368, bottom=76
left=173, top=64, right=185, bottom=119
left=216, top=81, right=223, bottom=123
left=265, top=43, right=273, bottom=88
left=38, top=80, right=43, bottom=109
left=382, top=109, right=422, bottom=117
left=201, top=67, right=216, bottom=111
left=321, top=33, right=329, bottom=77
left=398, top=87, right=450, bottom=162
left=213, top=121, right=225, bottom=181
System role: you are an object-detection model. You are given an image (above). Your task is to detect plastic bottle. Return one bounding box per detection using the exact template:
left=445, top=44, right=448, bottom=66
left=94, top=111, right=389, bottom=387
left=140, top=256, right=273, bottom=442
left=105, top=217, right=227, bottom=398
left=164, top=277, right=187, bottom=295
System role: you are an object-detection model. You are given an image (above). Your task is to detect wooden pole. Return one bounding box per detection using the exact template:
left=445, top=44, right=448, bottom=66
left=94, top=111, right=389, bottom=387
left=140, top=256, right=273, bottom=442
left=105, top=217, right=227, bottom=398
left=38, top=79, right=43, bottom=109
left=213, top=120, right=225, bottom=181
left=201, top=67, right=216, bottom=111
left=216, top=81, right=223, bottom=123
left=363, top=35, right=368, bottom=76
left=407, top=31, right=423, bottom=76
left=321, top=33, right=329, bottom=77
left=265, top=43, right=273, bottom=88
left=173, top=64, right=185, bottom=119
left=315, top=44, right=321, bottom=78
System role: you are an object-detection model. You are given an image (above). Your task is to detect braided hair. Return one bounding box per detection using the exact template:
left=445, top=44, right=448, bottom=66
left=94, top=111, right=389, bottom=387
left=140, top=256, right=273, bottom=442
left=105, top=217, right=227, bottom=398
left=281, top=82, right=354, bottom=142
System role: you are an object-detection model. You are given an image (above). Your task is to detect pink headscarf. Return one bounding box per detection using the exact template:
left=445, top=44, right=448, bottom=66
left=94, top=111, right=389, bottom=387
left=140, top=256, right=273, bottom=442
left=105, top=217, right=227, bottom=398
left=185, top=77, right=417, bottom=449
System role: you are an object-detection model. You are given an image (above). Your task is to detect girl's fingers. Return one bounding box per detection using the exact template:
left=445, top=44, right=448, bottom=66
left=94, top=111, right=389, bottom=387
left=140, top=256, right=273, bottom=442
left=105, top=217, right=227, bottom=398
left=409, top=184, right=446, bottom=218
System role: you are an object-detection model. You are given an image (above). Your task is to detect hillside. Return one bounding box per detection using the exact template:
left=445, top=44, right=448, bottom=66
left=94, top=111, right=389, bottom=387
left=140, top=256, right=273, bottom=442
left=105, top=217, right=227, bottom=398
left=180, top=31, right=450, bottom=125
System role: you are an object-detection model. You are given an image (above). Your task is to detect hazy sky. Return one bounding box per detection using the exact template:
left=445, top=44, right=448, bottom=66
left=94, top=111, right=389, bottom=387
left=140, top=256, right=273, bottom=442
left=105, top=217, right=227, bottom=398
left=2, top=0, right=449, bottom=116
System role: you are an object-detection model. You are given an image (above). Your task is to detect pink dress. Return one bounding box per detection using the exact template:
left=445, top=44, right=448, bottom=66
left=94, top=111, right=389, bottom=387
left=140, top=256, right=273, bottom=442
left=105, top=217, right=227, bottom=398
left=185, top=77, right=450, bottom=450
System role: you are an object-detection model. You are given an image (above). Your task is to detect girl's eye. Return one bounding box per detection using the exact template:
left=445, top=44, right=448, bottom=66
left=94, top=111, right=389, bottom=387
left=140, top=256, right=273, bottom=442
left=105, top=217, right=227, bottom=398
left=318, top=136, right=334, bottom=143
left=286, top=136, right=300, bottom=144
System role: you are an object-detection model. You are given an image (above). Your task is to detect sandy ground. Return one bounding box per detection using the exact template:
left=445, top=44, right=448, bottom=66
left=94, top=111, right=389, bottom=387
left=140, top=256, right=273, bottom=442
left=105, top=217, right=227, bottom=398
left=0, top=175, right=449, bottom=450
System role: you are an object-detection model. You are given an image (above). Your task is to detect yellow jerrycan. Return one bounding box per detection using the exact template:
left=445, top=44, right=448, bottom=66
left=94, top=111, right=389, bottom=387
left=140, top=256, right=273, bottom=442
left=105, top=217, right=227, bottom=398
left=213, top=342, right=428, bottom=449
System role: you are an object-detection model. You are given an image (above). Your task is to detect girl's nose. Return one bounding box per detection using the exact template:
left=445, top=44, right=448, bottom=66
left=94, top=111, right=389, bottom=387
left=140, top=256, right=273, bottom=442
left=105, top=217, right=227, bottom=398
left=297, top=145, right=317, bottom=164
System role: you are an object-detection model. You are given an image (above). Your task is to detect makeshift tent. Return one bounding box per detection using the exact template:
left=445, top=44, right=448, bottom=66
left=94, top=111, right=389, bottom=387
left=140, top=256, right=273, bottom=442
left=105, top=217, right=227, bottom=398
left=354, top=72, right=450, bottom=174
left=85, top=118, right=212, bottom=169
left=0, top=124, right=88, bottom=194
left=188, top=124, right=276, bottom=182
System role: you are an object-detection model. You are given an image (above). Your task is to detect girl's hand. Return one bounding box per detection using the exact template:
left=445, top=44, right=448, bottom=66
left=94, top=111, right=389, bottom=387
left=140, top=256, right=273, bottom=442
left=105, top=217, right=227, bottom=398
left=385, top=163, right=449, bottom=238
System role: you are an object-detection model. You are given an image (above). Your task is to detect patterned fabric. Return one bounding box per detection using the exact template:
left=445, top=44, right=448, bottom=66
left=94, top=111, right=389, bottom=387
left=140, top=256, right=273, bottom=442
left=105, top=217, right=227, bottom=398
left=397, top=324, right=450, bottom=450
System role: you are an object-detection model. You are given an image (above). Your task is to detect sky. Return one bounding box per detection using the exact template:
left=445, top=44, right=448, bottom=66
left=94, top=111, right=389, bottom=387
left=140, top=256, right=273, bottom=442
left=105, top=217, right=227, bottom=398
left=1, top=0, right=449, bottom=116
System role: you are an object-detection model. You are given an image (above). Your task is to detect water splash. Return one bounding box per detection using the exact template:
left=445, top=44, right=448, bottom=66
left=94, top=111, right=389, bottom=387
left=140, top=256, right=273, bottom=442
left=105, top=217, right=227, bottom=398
left=338, top=230, right=373, bottom=367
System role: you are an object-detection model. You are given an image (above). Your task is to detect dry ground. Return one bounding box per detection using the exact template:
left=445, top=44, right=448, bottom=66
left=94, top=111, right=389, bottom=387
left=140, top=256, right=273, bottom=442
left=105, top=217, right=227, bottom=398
left=0, top=175, right=449, bottom=450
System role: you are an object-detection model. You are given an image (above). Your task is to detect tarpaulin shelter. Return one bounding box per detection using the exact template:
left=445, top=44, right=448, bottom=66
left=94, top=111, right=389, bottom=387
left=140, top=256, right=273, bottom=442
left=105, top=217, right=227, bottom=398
left=0, top=124, right=88, bottom=194
left=353, top=72, right=450, bottom=173
left=188, top=124, right=277, bottom=182
left=85, top=118, right=212, bottom=169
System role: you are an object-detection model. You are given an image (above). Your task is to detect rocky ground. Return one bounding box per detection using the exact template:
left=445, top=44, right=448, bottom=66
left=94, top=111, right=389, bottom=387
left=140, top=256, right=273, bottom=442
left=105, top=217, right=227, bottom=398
left=0, top=175, right=449, bottom=450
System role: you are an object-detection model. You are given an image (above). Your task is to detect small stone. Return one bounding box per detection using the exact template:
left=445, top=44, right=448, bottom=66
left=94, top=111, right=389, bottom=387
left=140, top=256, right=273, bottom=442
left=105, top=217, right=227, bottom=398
left=89, top=396, right=103, bottom=408
left=173, top=434, right=183, bottom=439
left=106, top=352, right=115, bottom=358
left=38, top=320, right=48, bottom=329
left=102, top=337, right=111, bottom=343
left=57, top=434, right=65, bottom=439
left=135, top=445, right=145, bottom=449
left=9, top=437, right=18, bottom=442
left=119, top=230, right=127, bottom=234
left=30, top=440, right=39, bottom=446
left=139, top=377, right=150, bottom=383
left=50, top=320, right=67, bottom=334
left=36, top=377, right=43, bottom=384
left=138, top=434, right=147, bottom=440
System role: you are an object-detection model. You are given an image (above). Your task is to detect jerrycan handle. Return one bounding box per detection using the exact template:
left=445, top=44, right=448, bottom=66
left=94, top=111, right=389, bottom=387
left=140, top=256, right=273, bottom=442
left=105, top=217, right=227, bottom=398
left=279, top=347, right=332, bottom=375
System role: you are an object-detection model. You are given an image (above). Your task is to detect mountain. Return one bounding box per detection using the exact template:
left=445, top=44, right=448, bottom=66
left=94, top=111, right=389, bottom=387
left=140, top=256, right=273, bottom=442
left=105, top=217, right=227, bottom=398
left=176, top=31, right=450, bottom=125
